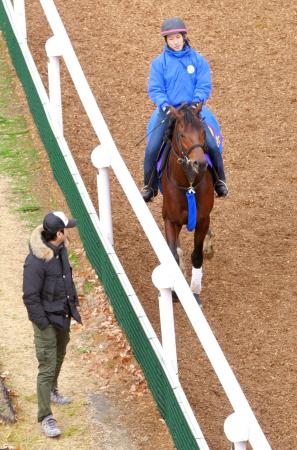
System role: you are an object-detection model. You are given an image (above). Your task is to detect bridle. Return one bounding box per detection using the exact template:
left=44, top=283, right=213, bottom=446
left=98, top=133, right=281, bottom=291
left=167, top=111, right=208, bottom=191
left=174, top=128, right=207, bottom=160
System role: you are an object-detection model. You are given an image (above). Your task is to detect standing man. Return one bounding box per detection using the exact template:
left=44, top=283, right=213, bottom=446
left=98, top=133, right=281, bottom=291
left=23, top=211, right=82, bottom=438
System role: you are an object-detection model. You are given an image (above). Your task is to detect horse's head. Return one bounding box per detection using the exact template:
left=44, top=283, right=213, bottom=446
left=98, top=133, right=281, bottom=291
left=170, top=103, right=208, bottom=185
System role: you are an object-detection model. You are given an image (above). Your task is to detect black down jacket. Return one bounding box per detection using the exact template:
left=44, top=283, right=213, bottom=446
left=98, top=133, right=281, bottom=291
left=23, top=225, right=82, bottom=330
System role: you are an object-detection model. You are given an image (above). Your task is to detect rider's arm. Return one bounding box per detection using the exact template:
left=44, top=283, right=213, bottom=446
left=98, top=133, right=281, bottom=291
left=148, top=58, right=169, bottom=110
left=192, top=53, right=212, bottom=104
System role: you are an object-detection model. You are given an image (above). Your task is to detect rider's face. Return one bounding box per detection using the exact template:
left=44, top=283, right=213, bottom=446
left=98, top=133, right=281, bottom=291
left=166, top=33, right=184, bottom=51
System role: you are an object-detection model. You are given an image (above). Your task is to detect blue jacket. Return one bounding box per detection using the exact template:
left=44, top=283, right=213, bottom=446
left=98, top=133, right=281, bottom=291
left=148, top=44, right=212, bottom=110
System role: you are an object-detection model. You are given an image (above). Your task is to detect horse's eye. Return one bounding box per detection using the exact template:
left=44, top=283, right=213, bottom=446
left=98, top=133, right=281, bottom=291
left=180, top=134, right=185, bottom=138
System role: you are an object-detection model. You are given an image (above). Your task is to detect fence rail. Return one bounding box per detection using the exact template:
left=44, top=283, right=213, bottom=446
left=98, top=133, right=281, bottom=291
left=0, top=1, right=272, bottom=449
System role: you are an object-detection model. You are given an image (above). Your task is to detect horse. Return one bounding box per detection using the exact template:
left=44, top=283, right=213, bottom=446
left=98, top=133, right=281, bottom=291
left=161, top=103, right=214, bottom=305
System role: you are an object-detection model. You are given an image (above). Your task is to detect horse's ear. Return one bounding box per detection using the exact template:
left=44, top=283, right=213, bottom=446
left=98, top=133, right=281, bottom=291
left=194, top=102, right=203, bottom=115
left=169, top=106, right=183, bottom=120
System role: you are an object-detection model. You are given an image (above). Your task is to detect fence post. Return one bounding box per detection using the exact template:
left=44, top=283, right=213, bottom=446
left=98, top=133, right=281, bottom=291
left=224, top=413, right=248, bottom=450
left=91, top=145, right=113, bottom=246
left=13, top=0, right=26, bottom=41
left=45, top=37, right=63, bottom=133
left=152, top=265, right=178, bottom=375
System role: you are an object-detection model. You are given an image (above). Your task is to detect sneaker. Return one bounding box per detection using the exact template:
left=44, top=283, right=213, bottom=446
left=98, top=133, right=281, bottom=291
left=50, top=389, right=72, bottom=405
left=41, top=414, right=61, bottom=438
left=141, top=186, right=158, bottom=202
left=214, top=180, right=229, bottom=197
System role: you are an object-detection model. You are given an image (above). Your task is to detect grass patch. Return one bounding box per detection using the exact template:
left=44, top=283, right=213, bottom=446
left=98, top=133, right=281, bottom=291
left=0, top=427, right=43, bottom=449
left=69, top=252, right=80, bottom=266
left=0, top=38, right=43, bottom=229
left=16, top=205, right=41, bottom=213
left=83, top=281, right=94, bottom=294
left=77, top=346, right=92, bottom=354
left=23, top=394, right=37, bottom=403
left=63, top=425, right=81, bottom=437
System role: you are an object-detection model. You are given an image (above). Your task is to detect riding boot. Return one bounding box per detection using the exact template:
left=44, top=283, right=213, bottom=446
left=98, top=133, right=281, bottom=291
left=203, top=124, right=229, bottom=197
left=209, top=149, right=229, bottom=197
left=141, top=183, right=158, bottom=202
left=142, top=109, right=169, bottom=202
left=142, top=163, right=159, bottom=202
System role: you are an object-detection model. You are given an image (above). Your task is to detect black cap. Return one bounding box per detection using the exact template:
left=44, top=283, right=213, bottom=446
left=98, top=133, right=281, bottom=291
left=43, top=211, right=77, bottom=233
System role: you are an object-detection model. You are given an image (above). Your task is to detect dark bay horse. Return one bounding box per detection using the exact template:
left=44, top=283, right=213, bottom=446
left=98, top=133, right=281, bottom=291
left=161, top=103, right=214, bottom=303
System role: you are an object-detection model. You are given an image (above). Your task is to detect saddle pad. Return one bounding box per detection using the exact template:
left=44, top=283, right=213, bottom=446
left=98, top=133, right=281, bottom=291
left=156, top=141, right=171, bottom=176
left=201, top=105, right=224, bottom=153
left=204, top=152, right=213, bottom=168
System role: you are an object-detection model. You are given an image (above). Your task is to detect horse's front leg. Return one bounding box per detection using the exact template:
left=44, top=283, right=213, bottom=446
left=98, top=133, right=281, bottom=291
left=176, top=225, right=185, bottom=276
left=164, top=219, right=182, bottom=302
left=190, top=216, right=210, bottom=303
left=164, top=219, right=180, bottom=265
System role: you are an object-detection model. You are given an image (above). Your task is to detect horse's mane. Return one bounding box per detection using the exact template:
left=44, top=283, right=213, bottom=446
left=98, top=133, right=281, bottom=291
left=165, top=105, right=203, bottom=142
left=180, top=105, right=203, bottom=130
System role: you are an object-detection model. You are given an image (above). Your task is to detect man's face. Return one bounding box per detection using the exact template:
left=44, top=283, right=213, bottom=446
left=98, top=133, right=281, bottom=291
left=56, top=228, right=68, bottom=244
left=166, top=33, right=184, bottom=51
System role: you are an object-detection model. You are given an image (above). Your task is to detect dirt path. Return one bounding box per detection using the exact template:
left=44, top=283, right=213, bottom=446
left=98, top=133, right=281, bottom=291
left=0, top=175, right=117, bottom=449
left=0, top=172, right=173, bottom=450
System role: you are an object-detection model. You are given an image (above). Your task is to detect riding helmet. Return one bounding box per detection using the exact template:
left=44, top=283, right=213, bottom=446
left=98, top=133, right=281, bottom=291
left=161, top=17, right=187, bottom=37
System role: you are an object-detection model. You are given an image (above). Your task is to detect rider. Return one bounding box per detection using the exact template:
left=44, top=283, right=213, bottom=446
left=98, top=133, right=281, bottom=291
left=141, top=17, right=229, bottom=202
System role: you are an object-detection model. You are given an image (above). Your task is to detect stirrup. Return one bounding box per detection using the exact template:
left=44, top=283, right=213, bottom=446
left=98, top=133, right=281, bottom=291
left=214, top=180, right=229, bottom=198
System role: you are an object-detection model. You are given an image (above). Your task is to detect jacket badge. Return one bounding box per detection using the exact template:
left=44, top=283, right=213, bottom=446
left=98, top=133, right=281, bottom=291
left=187, top=64, right=195, bottom=74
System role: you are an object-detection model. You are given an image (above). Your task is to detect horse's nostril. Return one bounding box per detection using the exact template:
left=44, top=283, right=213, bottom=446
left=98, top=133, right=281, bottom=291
left=192, top=161, right=199, bottom=172
left=199, top=161, right=207, bottom=172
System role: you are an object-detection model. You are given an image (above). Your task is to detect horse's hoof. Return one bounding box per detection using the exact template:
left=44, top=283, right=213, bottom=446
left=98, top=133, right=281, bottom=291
left=193, top=293, right=203, bottom=308
left=172, top=291, right=179, bottom=303
left=203, top=246, right=214, bottom=260
left=203, top=229, right=214, bottom=259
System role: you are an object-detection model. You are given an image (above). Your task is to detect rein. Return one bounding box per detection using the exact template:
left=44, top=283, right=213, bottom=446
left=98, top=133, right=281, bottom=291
left=174, top=130, right=207, bottom=159
left=135, top=116, right=168, bottom=147
left=167, top=122, right=207, bottom=192
left=164, top=106, right=209, bottom=232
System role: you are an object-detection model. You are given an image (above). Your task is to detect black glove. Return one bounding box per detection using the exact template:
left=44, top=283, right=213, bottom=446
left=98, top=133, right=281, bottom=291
left=162, top=105, right=172, bottom=115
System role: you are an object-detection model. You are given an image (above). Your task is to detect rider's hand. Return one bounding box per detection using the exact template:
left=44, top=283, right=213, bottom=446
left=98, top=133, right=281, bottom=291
left=191, top=102, right=203, bottom=116
left=162, top=105, right=172, bottom=115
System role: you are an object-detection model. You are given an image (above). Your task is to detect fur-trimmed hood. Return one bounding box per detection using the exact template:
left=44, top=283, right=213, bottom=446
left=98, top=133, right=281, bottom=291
left=29, top=225, right=68, bottom=262
left=29, top=225, right=53, bottom=262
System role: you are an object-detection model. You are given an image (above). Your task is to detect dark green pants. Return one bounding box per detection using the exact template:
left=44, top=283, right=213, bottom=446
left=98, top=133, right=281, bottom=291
left=33, top=323, right=70, bottom=422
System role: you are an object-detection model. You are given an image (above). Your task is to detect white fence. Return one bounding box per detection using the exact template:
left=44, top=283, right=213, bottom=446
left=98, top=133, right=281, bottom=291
left=3, top=1, right=272, bottom=448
